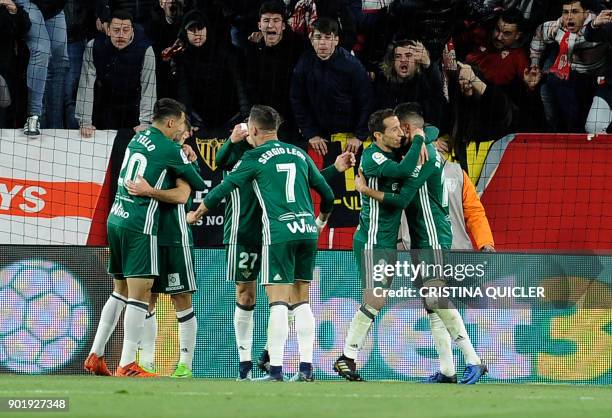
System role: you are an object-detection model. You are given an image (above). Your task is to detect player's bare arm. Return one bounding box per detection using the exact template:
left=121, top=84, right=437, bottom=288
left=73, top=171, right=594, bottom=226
left=126, top=176, right=192, bottom=204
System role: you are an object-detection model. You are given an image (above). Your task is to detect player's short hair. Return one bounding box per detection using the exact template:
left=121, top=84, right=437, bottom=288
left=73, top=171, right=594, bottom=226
left=153, top=98, right=186, bottom=122
left=394, top=102, right=424, bottom=127
left=499, top=8, right=525, bottom=32
left=250, top=105, right=281, bottom=131
left=111, top=9, right=134, bottom=25
left=259, top=0, right=287, bottom=19
left=368, top=109, right=396, bottom=136
left=312, top=17, right=339, bottom=36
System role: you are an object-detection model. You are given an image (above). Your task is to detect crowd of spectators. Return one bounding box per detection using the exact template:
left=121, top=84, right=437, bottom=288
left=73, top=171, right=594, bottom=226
left=1, top=0, right=611, bottom=169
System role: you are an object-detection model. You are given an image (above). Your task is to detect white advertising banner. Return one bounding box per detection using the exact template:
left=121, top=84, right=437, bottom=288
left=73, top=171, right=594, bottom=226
left=0, top=129, right=115, bottom=244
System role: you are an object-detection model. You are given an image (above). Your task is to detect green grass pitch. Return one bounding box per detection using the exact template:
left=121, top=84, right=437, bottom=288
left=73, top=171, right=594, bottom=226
left=1, top=376, right=611, bottom=418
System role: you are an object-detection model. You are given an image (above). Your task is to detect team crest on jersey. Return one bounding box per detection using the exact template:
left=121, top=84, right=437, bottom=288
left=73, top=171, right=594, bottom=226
left=372, top=152, right=387, bottom=165
left=196, top=137, right=226, bottom=171
left=168, top=273, right=180, bottom=286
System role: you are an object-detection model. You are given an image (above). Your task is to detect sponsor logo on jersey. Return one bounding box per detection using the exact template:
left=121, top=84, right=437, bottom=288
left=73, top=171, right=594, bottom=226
left=286, top=218, right=317, bottom=234
left=372, top=152, right=388, bottom=165
left=273, top=274, right=283, bottom=281
left=196, top=137, right=225, bottom=171
left=110, top=201, right=130, bottom=219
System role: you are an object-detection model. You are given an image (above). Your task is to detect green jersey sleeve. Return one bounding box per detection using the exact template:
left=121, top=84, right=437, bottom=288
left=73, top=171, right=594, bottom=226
left=204, top=155, right=257, bottom=209
left=215, top=139, right=251, bottom=170
left=362, top=135, right=424, bottom=179
left=308, top=157, right=334, bottom=214
left=320, top=164, right=339, bottom=181
left=382, top=142, right=438, bottom=208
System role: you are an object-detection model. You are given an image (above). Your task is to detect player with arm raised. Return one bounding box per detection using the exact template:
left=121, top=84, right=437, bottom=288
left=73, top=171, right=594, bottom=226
left=216, top=121, right=355, bottom=381
left=189, top=105, right=335, bottom=382
left=357, top=106, right=487, bottom=384
left=333, top=109, right=438, bottom=381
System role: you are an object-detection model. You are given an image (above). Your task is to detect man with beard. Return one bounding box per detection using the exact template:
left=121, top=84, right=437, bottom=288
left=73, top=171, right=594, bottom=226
left=373, top=39, right=447, bottom=130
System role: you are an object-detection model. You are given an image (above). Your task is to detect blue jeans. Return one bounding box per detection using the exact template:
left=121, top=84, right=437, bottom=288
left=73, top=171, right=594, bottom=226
left=64, top=40, right=86, bottom=129
left=15, top=0, right=68, bottom=127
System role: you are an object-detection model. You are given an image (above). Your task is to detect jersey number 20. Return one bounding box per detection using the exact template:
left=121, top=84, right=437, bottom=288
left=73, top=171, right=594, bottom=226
left=118, top=149, right=148, bottom=187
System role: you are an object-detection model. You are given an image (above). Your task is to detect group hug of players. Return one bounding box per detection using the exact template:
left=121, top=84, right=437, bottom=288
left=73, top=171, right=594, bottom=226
left=83, top=97, right=488, bottom=384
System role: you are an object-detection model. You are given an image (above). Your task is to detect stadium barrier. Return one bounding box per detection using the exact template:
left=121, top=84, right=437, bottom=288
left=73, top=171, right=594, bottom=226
left=1, top=246, right=610, bottom=383
left=2, top=130, right=611, bottom=249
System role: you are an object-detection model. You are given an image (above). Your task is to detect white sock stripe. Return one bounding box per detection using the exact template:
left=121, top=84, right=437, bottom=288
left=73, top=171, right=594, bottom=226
left=111, top=292, right=127, bottom=303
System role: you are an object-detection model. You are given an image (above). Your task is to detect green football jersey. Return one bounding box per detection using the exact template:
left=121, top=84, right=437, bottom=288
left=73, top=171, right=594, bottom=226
left=157, top=180, right=193, bottom=247
left=215, top=139, right=262, bottom=247
left=405, top=145, right=453, bottom=249
left=355, top=144, right=405, bottom=248
left=354, top=136, right=437, bottom=249
left=205, top=140, right=334, bottom=245
left=108, top=127, right=206, bottom=235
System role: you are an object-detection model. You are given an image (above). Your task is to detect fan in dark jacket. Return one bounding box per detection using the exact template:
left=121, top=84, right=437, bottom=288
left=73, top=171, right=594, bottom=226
left=144, top=1, right=186, bottom=100
left=244, top=0, right=306, bottom=146
left=175, top=9, right=249, bottom=136
left=291, top=17, right=373, bottom=156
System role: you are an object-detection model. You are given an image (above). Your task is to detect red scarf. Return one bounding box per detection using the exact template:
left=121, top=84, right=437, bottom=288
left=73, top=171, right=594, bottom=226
left=550, top=30, right=571, bottom=80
